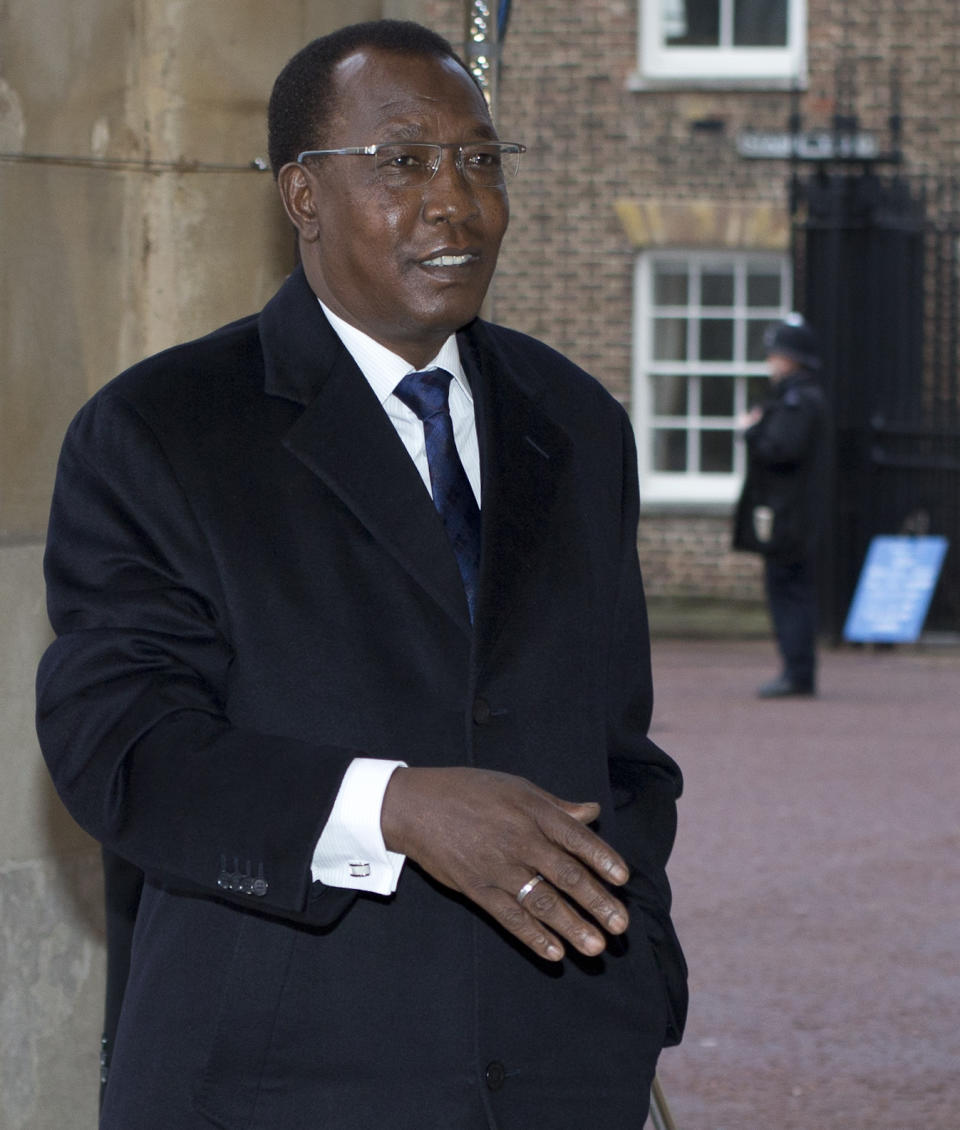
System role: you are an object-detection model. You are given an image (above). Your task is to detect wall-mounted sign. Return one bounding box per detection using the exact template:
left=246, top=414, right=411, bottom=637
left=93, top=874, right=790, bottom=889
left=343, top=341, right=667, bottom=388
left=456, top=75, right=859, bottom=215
left=843, top=535, right=949, bottom=644
left=737, top=130, right=880, bottom=161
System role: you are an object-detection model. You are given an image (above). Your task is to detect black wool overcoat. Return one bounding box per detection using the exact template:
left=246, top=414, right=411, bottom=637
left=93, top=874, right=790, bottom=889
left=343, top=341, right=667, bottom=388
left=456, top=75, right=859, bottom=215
left=37, top=266, right=687, bottom=1130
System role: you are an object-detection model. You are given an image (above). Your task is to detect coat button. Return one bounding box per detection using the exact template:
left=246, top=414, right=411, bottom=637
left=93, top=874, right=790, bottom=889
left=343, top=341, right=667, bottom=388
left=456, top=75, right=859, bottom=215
left=472, top=697, right=492, bottom=725
left=485, top=1061, right=506, bottom=1091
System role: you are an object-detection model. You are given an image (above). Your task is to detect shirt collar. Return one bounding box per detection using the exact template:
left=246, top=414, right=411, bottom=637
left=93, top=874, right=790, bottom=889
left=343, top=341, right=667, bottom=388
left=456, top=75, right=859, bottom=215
left=318, top=300, right=471, bottom=406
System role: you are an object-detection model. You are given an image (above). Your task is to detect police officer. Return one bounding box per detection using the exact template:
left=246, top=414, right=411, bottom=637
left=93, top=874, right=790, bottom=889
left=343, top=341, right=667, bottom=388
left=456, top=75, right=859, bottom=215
left=734, top=314, right=828, bottom=697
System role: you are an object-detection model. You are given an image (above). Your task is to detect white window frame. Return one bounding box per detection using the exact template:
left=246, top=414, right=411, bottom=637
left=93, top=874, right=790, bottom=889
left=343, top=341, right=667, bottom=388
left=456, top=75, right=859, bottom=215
left=632, top=249, right=793, bottom=505
left=639, top=0, right=806, bottom=84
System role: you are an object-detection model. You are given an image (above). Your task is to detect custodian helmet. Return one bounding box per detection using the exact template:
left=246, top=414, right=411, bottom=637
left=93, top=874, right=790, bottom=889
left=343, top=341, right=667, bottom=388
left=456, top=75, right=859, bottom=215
left=763, top=313, right=821, bottom=371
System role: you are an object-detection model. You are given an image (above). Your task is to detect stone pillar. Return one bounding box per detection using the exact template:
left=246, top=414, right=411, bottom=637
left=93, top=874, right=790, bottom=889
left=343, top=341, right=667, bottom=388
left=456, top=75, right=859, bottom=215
left=0, top=2, right=397, bottom=1125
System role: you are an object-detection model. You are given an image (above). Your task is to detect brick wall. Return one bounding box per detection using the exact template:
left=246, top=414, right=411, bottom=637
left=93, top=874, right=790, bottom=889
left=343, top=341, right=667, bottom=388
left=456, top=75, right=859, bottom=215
left=422, top=0, right=960, bottom=602
left=638, top=509, right=764, bottom=600
left=806, top=0, right=960, bottom=178
left=424, top=0, right=960, bottom=377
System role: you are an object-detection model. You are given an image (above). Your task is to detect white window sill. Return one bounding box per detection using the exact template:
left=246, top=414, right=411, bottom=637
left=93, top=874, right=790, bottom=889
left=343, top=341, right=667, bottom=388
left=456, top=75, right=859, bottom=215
left=627, top=71, right=806, bottom=93
left=638, top=498, right=738, bottom=518
left=639, top=475, right=743, bottom=508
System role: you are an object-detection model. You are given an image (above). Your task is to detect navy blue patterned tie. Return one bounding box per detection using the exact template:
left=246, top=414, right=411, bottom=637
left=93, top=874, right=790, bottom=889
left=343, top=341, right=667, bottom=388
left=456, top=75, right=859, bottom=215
left=394, top=368, right=481, bottom=621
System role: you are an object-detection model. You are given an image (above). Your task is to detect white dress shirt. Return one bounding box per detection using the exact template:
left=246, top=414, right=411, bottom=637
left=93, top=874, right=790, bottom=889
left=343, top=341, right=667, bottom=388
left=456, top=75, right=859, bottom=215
left=309, top=300, right=481, bottom=894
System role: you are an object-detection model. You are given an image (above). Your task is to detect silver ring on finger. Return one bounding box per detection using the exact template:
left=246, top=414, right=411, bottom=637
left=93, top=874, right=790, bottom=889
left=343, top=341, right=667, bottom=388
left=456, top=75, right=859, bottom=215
left=516, top=873, right=545, bottom=905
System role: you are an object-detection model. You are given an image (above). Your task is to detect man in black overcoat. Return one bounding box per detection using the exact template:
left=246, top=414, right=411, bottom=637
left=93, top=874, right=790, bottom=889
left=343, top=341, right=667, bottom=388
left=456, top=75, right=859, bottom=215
left=36, top=20, right=686, bottom=1128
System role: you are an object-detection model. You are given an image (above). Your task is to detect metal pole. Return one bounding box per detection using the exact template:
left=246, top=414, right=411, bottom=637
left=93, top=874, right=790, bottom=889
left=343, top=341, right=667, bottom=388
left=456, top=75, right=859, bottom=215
left=464, top=0, right=500, bottom=116
left=464, top=1, right=501, bottom=321
left=649, top=1075, right=679, bottom=1130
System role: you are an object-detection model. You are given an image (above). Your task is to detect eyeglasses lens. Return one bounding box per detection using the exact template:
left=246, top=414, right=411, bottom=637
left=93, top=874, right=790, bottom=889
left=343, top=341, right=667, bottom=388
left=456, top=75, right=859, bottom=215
left=373, top=143, right=520, bottom=186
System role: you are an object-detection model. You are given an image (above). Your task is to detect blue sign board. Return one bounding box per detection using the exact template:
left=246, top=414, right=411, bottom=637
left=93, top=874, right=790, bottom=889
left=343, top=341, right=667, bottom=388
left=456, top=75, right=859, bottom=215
left=843, top=536, right=949, bottom=643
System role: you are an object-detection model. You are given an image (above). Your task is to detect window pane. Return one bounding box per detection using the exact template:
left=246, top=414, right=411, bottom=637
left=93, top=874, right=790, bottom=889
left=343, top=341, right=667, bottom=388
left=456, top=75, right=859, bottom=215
left=664, top=0, right=720, bottom=46
left=654, top=318, right=688, bottom=361
left=701, top=429, right=734, bottom=472
left=747, top=376, right=770, bottom=406
left=746, top=319, right=770, bottom=361
left=639, top=249, right=792, bottom=494
left=701, top=375, right=735, bottom=416
left=653, top=429, right=688, bottom=471
left=701, top=268, right=735, bottom=307
left=653, top=263, right=689, bottom=306
left=734, top=0, right=788, bottom=46
left=699, top=319, right=734, bottom=361
left=746, top=266, right=782, bottom=307
left=652, top=374, right=689, bottom=415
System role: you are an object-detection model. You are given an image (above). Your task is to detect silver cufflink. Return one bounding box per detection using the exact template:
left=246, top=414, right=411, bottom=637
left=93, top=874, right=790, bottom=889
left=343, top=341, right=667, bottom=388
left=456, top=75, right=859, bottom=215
left=348, top=862, right=372, bottom=878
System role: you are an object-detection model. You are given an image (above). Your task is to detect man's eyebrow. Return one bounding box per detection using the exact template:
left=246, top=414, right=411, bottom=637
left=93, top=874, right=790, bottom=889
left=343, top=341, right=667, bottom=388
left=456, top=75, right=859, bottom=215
left=373, top=115, right=497, bottom=142
left=382, top=120, right=429, bottom=140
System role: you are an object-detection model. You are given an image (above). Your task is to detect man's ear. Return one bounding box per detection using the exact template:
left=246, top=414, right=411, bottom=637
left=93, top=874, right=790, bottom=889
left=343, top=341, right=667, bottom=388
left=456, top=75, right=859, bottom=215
left=277, top=162, right=321, bottom=242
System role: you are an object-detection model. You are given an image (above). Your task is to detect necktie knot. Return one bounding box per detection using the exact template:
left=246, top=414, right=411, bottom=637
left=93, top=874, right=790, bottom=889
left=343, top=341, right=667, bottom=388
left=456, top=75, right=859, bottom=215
left=394, top=368, right=454, bottom=421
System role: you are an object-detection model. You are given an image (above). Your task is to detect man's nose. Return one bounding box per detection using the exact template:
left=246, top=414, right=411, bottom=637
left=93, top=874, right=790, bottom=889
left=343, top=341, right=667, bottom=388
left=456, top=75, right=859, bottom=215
left=422, top=148, right=481, bottom=221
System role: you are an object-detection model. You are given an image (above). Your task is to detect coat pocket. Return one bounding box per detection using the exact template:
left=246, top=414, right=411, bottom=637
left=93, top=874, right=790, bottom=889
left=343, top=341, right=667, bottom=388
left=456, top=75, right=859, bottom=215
left=193, top=910, right=299, bottom=1128
left=630, top=909, right=688, bottom=1049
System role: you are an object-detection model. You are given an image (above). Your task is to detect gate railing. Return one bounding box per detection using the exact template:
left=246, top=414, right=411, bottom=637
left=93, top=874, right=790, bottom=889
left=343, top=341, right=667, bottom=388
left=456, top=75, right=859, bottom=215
left=793, top=170, right=960, bottom=637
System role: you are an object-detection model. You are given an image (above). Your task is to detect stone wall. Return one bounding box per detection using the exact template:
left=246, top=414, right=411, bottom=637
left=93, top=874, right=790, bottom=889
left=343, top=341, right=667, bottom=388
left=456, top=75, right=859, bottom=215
left=0, top=543, right=106, bottom=1129
left=0, top=3, right=388, bottom=1126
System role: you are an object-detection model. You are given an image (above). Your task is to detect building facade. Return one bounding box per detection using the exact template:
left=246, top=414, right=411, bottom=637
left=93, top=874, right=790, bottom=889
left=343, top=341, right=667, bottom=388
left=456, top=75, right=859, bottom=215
left=3, top=3, right=959, bottom=1124
left=424, top=0, right=960, bottom=613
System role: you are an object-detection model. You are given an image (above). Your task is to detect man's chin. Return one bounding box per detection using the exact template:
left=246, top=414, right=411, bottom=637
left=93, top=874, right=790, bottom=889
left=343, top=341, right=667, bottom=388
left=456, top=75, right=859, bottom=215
left=407, top=294, right=490, bottom=337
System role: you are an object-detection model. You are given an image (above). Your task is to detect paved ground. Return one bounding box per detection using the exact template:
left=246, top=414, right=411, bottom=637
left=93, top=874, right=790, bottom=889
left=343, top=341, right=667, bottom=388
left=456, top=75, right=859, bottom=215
left=641, top=637, right=960, bottom=1130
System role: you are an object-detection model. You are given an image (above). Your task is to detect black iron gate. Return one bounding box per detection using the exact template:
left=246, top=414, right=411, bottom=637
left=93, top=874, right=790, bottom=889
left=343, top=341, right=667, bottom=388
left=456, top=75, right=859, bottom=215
left=793, top=168, right=960, bottom=639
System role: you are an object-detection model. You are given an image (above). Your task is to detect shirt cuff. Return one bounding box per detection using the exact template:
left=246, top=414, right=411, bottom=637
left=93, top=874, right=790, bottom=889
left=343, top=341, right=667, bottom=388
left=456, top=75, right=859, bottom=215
left=310, top=758, right=407, bottom=895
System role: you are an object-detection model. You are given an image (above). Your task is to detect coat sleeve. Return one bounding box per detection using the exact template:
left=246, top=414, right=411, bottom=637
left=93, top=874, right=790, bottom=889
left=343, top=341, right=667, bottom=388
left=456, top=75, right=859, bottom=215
left=605, top=409, right=688, bottom=1044
left=36, top=390, right=358, bottom=927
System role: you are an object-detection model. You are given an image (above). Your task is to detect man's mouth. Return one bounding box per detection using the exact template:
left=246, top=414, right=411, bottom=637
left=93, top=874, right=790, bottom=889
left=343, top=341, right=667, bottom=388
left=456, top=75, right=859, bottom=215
left=421, top=253, right=478, bottom=268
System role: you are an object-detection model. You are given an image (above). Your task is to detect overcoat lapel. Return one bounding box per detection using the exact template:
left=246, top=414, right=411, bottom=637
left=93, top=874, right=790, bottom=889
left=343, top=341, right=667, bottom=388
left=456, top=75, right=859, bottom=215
left=460, top=323, right=573, bottom=664
left=259, top=269, right=471, bottom=632
left=257, top=269, right=573, bottom=646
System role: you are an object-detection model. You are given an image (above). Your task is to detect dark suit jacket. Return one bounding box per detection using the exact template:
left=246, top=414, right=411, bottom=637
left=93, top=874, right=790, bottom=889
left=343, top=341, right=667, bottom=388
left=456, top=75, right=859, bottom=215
left=37, top=266, right=686, bottom=1130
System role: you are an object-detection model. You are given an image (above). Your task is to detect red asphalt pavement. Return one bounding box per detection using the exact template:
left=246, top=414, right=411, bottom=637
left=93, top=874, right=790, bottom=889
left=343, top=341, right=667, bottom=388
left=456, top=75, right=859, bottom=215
left=641, top=637, right=960, bottom=1130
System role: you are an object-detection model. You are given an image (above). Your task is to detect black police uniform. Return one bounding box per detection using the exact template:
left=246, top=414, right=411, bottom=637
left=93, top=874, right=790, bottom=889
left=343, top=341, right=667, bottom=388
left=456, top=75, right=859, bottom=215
left=733, top=320, right=828, bottom=695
